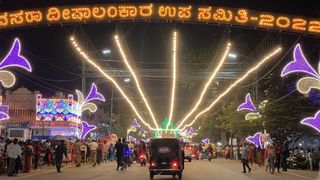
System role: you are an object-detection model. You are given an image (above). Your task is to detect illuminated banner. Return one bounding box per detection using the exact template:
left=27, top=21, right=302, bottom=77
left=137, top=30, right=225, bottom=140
left=0, top=3, right=319, bottom=35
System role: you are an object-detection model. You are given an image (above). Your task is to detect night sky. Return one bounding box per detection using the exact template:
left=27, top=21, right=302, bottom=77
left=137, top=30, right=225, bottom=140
left=0, top=0, right=319, bottom=122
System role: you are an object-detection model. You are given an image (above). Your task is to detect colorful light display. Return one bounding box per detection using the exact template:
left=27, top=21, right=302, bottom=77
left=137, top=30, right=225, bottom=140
left=70, top=36, right=155, bottom=131
left=281, top=44, right=320, bottom=133
left=300, top=110, right=320, bottom=133
left=237, top=93, right=257, bottom=112
left=177, top=42, right=231, bottom=129
left=181, top=47, right=282, bottom=130
left=245, top=132, right=262, bottom=148
left=1, top=4, right=320, bottom=35
left=80, top=121, right=97, bottom=140
left=202, top=138, right=210, bottom=144
left=167, top=31, right=177, bottom=130
left=114, top=35, right=158, bottom=129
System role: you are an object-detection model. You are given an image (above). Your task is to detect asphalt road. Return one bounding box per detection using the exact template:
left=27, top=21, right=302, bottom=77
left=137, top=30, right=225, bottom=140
left=2, top=159, right=319, bottom=180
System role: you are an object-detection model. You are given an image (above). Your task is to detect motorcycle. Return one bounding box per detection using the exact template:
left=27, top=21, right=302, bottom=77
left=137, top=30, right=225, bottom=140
left=138, top=153, right=147, bottom=166
left=287, top=154, right=308, bottom=169
left=124, top=148, right=134, bottom=167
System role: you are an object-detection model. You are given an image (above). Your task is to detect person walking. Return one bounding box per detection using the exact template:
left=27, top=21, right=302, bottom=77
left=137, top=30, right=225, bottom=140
left=24, top=140, right=34, bottom=173
left=89, top=139, right=98, bottom=167
left=34, top=141, right=42, bottom=169
left=74, top=140, right=82, bottom=167
left=97, top=140, right=103, bottom=165
left=6, top=139, right=21, bottom=176
left=275, top=143, right=281, bottom=173
left=241, top=142, right=251, bottom=173
left=55, top=140, right=68, bottom=173
left=307, top=148, right=315, bottom=171
left=115, top=138, right=124, bottom=171
left=102, top=141, right=109, bottom=163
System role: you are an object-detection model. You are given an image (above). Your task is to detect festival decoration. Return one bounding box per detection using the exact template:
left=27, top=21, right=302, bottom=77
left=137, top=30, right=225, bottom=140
left=202, top=138, right=210, bottom=144
left=71, top=37, right=154, bottom=130
left=80, top=121, right=97, bottom=140
left=0, top=38, right=32, bottom=121
left=237, top=93, right=262, bottom=121
left=115, top=35, right=158, bottom=129
left=77, top=83, right=105, bottom=139
left=181, top=47, right=282, bottom=130
left=245, top=132, right=262, bottom=148
left=281, top=44, right=320, bottom=133
left=177, top=42, right=231, bottom=129
left=167, top=31, right=177, bottom=130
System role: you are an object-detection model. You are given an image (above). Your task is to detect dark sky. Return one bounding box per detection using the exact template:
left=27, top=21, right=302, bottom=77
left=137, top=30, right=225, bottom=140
left=0, top=0, right=319, bottom=121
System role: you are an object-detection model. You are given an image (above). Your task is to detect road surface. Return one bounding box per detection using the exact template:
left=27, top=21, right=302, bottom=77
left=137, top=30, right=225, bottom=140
left=2, top=159, right=319, bottom=180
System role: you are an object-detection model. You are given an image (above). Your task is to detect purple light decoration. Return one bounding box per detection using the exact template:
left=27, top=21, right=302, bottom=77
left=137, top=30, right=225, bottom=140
left=131, top=119, right=141, bottom=128
left=0, top=112, right=9, bottom=121
left=202, top=138, right=209, bottom=144
left=80, top=121, right=97, bottom=140
left=0, top=38, right=32, bottom=72
left=237, top=93, right=257, bottom=112
left=187, top=127, right=195, bottom=135
left=281, top=44, right=320, bottom=79
left=245, top=132, right=262, bottom=148
left=84, top=83, right=105, bottom=103
left=300, top=110, right=320, bottom=133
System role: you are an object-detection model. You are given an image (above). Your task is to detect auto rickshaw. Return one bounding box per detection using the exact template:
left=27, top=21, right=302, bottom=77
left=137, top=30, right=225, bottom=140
left=149, top=138, right=184, bottom=180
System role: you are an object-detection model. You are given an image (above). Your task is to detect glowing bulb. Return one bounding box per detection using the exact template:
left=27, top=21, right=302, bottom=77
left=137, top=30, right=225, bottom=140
left=70, top=36, right=155, bottom=130
left=181, top=47, right=282, bottom=130
left=167, top=31, right=177, bottom=130
left=177, top=42, right=231, bottom=129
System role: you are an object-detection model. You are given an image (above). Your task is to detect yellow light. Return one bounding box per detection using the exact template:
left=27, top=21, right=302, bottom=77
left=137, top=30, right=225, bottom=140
left=139, top=4, right=153, bottom=17
left=181, top=47, right=282, bottom=130
left=25, top=11, right=43, bottom=23
left=178, top=6, right=192, bottom=19
left=92, top=7, right=106, bottom=19
left=114, top=35, right=158, bottom=129
left=176, top=42, right=231, bottom=129
left=167, top=31, right=177, bottom=130
left=197, top=6, right=212, bottom=20
left=47, top=7, right=61, bottom=22
left=292, top=18, right=307, bottom=31
left=9, top=10, right=24, bottom=25
left=159, top=6, right=176, bottom=18
left=70, top=37, right=155, bottom=130
left=308, top=21, right=320, bottom=33
left=62, top=9, right=71, bottom=20
left=107, top=6, right=118, bottom=18
left=259, top=14, right=275, bottom=27
left=0, top=12, right=9, bottom=27
left=276, top=16, right=290, bottom=28
left=235, top=9, right=248, bottom=23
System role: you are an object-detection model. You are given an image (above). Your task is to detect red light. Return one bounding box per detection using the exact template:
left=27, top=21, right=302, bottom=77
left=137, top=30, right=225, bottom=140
left=172, top=161, right=178, bottom=169
left=188, top=147, right=192, bottom=150
left=140, top=155, right=144, bottom=159
left=151, top=161, right=156, bottom=167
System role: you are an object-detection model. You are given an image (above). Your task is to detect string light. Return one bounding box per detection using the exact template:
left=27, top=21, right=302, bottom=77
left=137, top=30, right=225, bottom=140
left=292, top=18, right=307, bottom=31
left=114, top=35, right=158, bottom=129
left=197, top=6, right=212, bottom=20
left=70, top=37, right=155, bottom=130
left=259, top=14, right=275, bottom=27
left=276, top=16, right=290, bottom=28
left=309, top=21, right=320, bottom=33
left=92, top=7, right=106, bottom=19
left=181, top=47, right=282, bottom=130
left=167, top=31, right=177, bottom=130
left=176, top=42, right=231, bottom=129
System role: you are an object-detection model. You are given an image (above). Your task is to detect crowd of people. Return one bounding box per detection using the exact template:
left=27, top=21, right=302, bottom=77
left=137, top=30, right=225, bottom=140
left=0, top=137, right=150, bottom=177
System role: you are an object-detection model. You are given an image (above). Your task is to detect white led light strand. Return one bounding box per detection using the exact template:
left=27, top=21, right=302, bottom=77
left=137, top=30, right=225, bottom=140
left=114, top=35, right=159, bottom=129
left=181, top=47, right=282, bottom=130
left=167, top=31, right=177, bottom=130
left=70, top=37, right=155, bottom=130
left=176, top=42, right=231, bottom=129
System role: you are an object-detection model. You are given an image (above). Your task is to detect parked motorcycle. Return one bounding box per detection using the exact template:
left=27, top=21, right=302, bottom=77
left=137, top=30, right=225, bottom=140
left=287, top=154, right=308, bottom=169
left=138, top=153, right=147, bottom=166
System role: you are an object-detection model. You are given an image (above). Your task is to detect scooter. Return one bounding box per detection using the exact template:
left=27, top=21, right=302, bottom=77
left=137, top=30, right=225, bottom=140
left=139, top=153, right=147, bottom=166
left=124, top=149, right=134, bottom=167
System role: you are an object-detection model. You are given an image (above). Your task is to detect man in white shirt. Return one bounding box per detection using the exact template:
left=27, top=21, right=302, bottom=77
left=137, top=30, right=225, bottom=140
left=89, top=140, right=98, bottom=167
left=6, top=138, right=21, bottom=176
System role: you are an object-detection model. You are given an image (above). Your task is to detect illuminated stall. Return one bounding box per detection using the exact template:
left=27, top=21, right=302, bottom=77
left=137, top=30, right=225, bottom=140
left=32, top=94, right=81, bottom=140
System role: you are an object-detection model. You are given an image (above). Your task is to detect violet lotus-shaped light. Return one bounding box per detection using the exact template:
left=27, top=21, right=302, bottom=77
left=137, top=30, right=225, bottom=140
left=237, top=93, right=257, bottom=112
left=300, top=110, right=320, bottom=133
left=281, top=44, right=320, bottom=79
left=80, top=121, right=97, bottom=140
left=84, top=83, right=106, bottom=103
left=202, top=138, right=209, bottom=144
left=246, top=132, right=262, bottom=148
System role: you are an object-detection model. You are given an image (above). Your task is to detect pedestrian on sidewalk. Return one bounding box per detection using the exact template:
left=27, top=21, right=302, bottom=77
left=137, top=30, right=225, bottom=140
left=97, top=140, right=103, bottom=165
left=55, top=140, right=68, bottom=173
left=89, top=139, right=98, bottom=167
left=307, top=148, right=315, bottom=171
left=34, top=141, right=42, bottom=169
left=6, top=139, right=21, bottom=176
left=275, top=143, right=281, bottom=173
left=74, top=139, right=82, bottom=167
left=241, top=142, right=251, bottom=173
left=24, top=140, right=34, bottom=173
left=115, top=138, right=124, bottom=171
left=102, top=141, right=109, bottom=163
